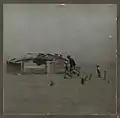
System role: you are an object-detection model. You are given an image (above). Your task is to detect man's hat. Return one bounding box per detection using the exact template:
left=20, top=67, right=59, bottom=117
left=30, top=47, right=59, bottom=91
left=67, top=55, right=71, bottom=58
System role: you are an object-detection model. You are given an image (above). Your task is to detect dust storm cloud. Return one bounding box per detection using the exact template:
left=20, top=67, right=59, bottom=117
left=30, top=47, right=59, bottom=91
left=3, top=4, right=117, bottom=65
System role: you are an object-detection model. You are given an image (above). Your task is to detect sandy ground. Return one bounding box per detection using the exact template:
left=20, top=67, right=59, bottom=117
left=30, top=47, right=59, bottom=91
left=3, top=64, right=116, bottom=114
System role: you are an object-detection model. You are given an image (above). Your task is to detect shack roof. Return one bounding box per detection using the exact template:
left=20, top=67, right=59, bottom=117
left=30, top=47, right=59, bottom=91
left=7, top=53, right=66, bottom=63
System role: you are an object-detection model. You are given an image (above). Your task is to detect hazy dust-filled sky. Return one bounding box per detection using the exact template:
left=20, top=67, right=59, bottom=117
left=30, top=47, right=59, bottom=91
left=3, top=4, right=117, bottom=64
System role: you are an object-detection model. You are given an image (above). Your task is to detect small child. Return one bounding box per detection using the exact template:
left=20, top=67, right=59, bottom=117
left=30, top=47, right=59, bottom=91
left=48, top=80, right=55, bottom=86
left=64, top=59, right=69, bottom=72
left=64, top=60, right=68, bottom=78
left=103, top=69, right=107, bottom=80
left=96, top=64, right=101, bottom=78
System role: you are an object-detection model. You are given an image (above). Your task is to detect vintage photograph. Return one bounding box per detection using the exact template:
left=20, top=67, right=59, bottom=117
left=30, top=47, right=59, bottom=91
left=3, top=4, right=117, bottom=114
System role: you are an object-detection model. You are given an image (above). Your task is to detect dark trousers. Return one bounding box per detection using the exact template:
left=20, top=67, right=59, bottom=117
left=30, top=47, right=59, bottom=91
left=70, top=65, right=75, bottom=73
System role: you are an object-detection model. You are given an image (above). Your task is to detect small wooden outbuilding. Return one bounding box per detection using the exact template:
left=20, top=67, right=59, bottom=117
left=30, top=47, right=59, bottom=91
left=6, top=53, right=66, bottom=75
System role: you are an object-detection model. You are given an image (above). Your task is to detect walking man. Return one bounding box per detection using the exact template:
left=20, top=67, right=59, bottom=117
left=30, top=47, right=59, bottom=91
left=67, top=55, right=76, bottom=76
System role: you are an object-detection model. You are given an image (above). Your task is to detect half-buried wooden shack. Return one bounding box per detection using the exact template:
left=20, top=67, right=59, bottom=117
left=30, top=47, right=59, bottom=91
left=6, top=53, right=66, bottom=74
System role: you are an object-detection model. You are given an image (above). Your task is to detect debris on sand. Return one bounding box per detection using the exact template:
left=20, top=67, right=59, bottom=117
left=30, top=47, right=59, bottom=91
left=88, top=74, right=93, bottom=80
left=107, top=80, right=112, bottom=84
left=80, top=73, right=93, bottom=84
left=84, top=75, right=88, bottom=81
left=48, top=80, right=55, bottom=86
left=81, top=77, right=85, bottom=85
